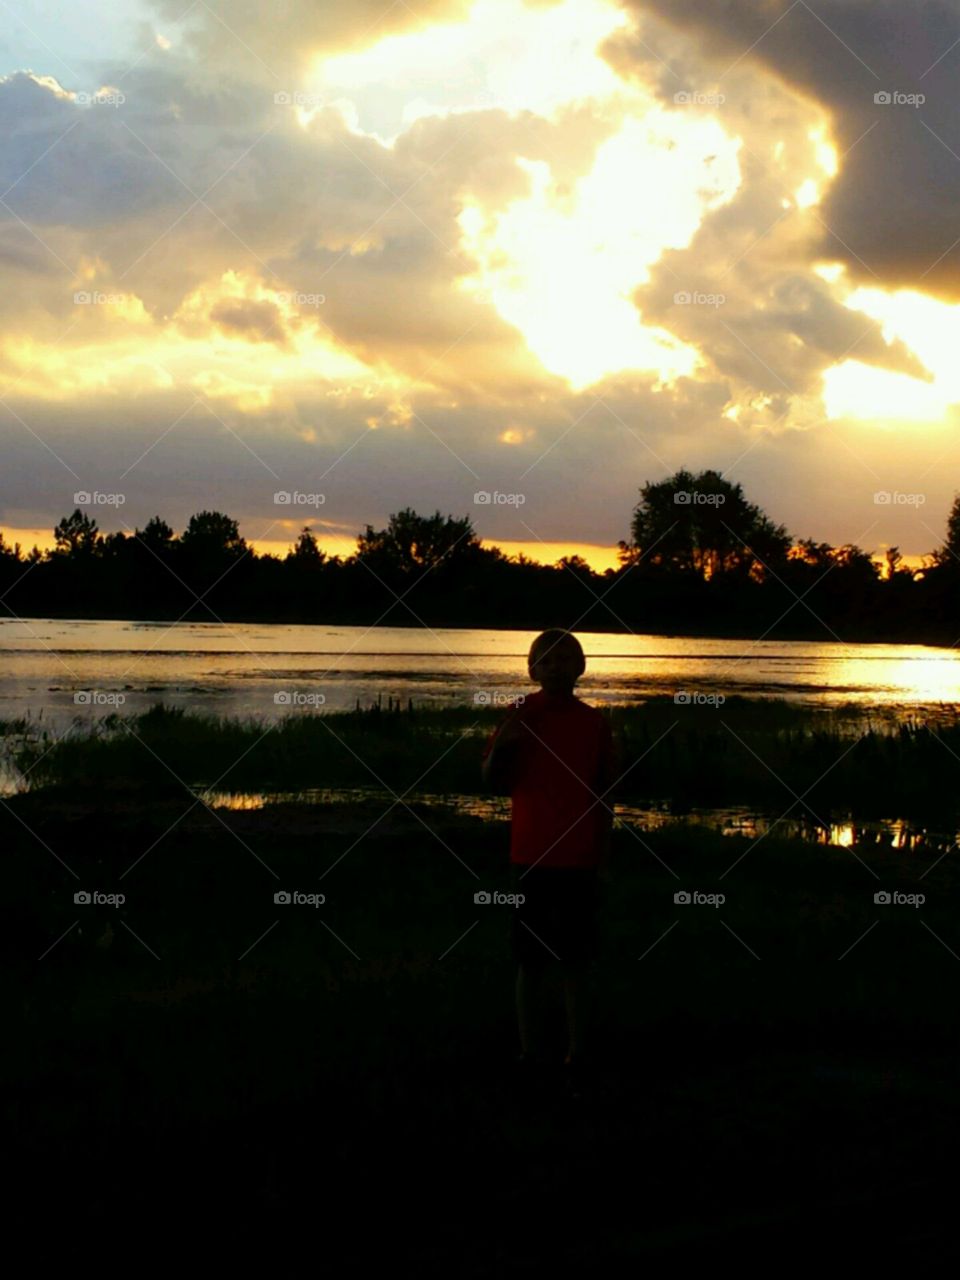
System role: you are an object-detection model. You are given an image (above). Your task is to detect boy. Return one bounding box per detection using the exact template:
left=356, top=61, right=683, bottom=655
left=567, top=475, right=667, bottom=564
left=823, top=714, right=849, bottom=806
left=481, top=629, right=616, bottom=1100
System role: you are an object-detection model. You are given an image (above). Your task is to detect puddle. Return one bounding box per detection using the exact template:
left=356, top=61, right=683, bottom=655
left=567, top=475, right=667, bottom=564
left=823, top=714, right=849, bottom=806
left=192, top=786, right=959, bottom=852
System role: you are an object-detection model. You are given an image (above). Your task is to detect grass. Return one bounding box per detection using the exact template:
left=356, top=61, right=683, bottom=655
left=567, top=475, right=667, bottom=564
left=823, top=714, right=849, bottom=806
left=9, top=695, right=960, bottom=823
left=6, top=798, right=960, bottom=1258
left=5, top=752, right=960, bottom=1262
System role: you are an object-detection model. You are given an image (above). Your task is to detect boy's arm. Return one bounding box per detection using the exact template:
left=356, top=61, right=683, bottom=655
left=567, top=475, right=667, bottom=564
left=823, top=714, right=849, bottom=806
left=595, top=717, right=619, bottom=875
left=481, top=705, right=526, bottom=792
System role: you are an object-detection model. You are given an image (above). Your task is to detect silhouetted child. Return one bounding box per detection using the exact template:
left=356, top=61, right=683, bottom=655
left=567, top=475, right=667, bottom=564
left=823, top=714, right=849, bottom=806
left=481, top=628, right=616, bottom=1099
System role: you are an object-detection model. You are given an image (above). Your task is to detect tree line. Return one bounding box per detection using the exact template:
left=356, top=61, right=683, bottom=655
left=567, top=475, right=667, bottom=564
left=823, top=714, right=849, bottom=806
left=2, top=468, right=960, bottom=640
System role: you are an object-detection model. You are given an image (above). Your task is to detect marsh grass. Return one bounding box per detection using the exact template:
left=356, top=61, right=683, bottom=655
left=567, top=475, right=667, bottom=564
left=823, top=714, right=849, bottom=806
left=10, top=696, right=960, bottom=821
left=6, top=772, right=960, bottom=1259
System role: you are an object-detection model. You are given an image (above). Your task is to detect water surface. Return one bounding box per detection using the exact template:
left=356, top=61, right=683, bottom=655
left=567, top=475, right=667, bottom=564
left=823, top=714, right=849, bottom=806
left=3, top=617, right=960, bottom=732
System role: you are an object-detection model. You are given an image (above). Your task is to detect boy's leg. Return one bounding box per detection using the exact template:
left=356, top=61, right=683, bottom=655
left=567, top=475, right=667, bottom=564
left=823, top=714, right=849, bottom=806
left=560, top=961, right=589, bottom=1061
left=560, top=869, right=601, bottom=1062
left=516, top=962, right=549, bottom=1058
left=512, top=865, right=556, bottom=1059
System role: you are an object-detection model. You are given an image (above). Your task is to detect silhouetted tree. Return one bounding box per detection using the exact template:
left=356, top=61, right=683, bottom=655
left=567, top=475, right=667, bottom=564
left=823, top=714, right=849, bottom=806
left=625, top=468, right=790, bottom=580
left=6, top=495, right=957, bottom=639
left=177, top=510, right=251, bottom=605
left=555, top=554, right=593, bottom=576
left=928, top=493, right=960, bottom=572
left=180, top=511, right=247, bottom=561
left=288, top=527, right=326, bottom=564
left=0, top=530, right=22, bottom=563
left=53, top=509, right=101, bottom=558
left=138, top=516, right=176, bottom=551
left=356, top=508, right=479, bottom=578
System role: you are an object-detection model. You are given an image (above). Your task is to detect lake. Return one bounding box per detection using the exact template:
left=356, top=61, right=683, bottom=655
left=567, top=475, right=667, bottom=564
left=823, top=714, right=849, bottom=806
left=3, top=617, right=960, bottom=731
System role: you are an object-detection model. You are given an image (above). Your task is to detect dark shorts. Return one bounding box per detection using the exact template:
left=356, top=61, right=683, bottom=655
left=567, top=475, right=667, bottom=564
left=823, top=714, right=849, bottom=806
left=510, top=864, right=600, bottom=969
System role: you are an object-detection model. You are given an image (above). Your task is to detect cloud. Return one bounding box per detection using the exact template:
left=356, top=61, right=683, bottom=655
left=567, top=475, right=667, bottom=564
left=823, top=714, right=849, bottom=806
left=2, top=1, right=957, bottom=568
left=208, top=297, right=289, bottom=346
left=619, top=0, right=960, bottom=300
left=147, top=0, right=474, bottom=83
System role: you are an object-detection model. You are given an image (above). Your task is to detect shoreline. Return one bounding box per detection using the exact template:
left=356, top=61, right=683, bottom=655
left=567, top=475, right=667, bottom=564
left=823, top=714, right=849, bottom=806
left=2, top=608, right=959, bottom=647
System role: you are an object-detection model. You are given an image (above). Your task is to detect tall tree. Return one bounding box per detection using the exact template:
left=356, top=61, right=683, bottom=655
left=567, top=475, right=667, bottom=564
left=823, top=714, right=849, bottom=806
left=177, top=511, right=250, bottom=601
left=625, top=469, right=790, bottom=580
left=53, top=509, right=102, bottom=558
left=180, top=511, right=247, bottom=560
left=932, top=493, right=960, bottom=569
left=137, top=516, right=176, bottom=552
left=288, top=527, right=326, bottom=564
left=355, top=508, right=479, bottom=577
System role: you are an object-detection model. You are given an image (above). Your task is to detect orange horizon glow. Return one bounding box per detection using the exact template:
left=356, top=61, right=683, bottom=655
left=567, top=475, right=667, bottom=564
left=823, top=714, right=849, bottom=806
left=0, top=525, right=622, bottom=574
left=0, top=524, right=927, bottom=578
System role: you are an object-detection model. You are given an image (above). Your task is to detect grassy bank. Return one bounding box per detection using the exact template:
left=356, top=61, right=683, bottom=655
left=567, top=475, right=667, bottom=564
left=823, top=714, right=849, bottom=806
left=8, top=696, right=960, bottom=822
left=4, top=786, right=960, bottom=1262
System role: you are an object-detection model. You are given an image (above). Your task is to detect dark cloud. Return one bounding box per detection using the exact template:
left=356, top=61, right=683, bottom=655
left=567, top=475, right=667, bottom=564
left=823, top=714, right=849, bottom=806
left=208, top=297, right=289, bottom=346
left=621, top=0, right=960, bottom=299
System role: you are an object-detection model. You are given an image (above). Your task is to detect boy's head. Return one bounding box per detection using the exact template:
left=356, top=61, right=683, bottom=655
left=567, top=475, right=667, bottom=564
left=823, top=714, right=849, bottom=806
left=528, top=629, right=585, bottom=694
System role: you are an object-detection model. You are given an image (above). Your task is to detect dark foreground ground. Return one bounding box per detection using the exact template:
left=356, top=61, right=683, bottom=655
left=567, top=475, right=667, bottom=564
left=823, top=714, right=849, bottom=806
left=5, top=782, right=960, bottom=1267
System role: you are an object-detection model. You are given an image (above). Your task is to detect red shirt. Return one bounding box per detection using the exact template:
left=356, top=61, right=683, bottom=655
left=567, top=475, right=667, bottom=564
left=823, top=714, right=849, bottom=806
left=483, top=690, right=615, bottom=869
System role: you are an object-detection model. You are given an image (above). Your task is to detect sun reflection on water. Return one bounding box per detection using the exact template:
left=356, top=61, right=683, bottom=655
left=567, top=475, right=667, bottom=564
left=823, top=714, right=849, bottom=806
left=195, top=787, right=958, bottom=853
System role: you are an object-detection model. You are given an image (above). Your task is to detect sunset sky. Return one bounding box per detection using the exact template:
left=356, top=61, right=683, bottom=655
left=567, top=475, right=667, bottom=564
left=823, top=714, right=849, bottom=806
left=3, top=0, right=960, bottom=571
